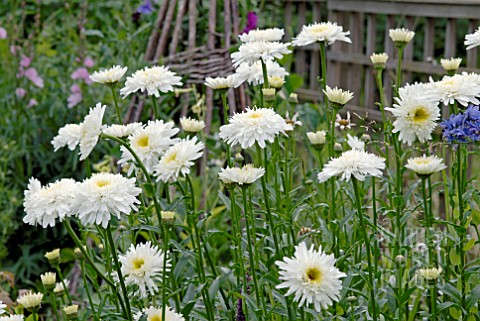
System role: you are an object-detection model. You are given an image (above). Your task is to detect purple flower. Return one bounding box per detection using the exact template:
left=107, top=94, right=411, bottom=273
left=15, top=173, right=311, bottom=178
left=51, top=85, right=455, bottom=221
left=0, top=27, right=7, bottom=39
left=68, top=84, right=82, bottom=108
left=241, top=12, right=257, bottom=35
left=16, top=88, right=27, bottom=98
left=20, top=56, right=32, bottom=68
left=83, top=56, right=95, bottom=68
left=71, top=67, right=93, bottom=85
left=136, top=0, right=153, bottom=14
left=28, top=98, right=38, bottom=108
left=24, top=68, right=44, bottom=88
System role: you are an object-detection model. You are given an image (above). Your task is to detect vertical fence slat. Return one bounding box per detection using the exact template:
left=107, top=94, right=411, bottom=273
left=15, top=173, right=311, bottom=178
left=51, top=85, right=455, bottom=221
left=467, top=19, right=478, bottom=68
left=309, top=1, right=322, bottom=90
left=445, top=18, right=457, bottom=58
left=404, top=16, right=415, bottom=83
left=328, top=10, right=341, bottom=88
left=384, top=14, right=396, bottom=104
left=295, top=2, right=307, bottom=79
left=349, top=11, right=363, bottom=106
left=365, top=13, right=377, bottom=109
left=423, top=17, right=435, bottom=61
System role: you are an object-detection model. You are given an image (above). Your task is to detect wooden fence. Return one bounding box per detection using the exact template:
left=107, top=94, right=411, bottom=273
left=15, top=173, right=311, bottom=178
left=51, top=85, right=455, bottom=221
left=283, top=0, right=480, bottom=119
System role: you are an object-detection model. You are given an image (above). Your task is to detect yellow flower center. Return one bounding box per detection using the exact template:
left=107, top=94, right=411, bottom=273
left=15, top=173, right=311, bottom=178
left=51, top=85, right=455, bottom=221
left=305, top=267, right=323, bottom=284
left=409, top=106, right=429, bottom=123
left=247, top=112, right=263, bottom=119
left=338, top=119, right=349, bottom=127
left=312, top=25, right=328, bottom=34
left=95, top=179, right=110, bottom=188
left=164, top=151, right=178, bottom=163
left=133, top=258, right=145, bottom=270
left=137, top=135, right=149, bottom=147
left=149, top=315, right=162, bottom=321
left=413, top=159, right=430, bottom=165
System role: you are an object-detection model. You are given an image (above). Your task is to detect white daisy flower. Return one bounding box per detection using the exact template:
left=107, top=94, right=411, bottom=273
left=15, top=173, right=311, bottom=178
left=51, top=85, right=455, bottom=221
left=335, top=112, right=355, bottom=130
left=90, top=65, right=128, bottom=85
left=346, top=134, right=365, bottom=151
left=118, top=120, right=180, bottom=174
left=389, top=28, right=415, bottom=44
left=40, top=272, right=56, bottom=289
left=323, top=85, right=353, bottom=107
left=119, top=242, right=170, bottom=298
left=317, top=149, right=385, bottom=183
left=180, top=117, right=205, bottom=133
left=204, top=74, right=242, bottom=90
left=17, top=292, right=43, bottom=312
left=103, top=123, right=142, bottom=138
left=0, top=315, right=25, bottom=321
left=440, top=58, right=462, bottom=72
left=0, top=301, right=6, bottom=315
left=219, top=107, right=293, bottom=149
left=120, top=65, right=182, bottom=98
left=275, top=242, right=346, bottom=312
left=405, top=155, right=446, bottom=176
left=239, top=28, right=285, bottom=43
left=134, top=305, right=185, bottom=321
left=231, top=41, right=291, bottom=67
left=54, top=279, right=70, bottom=295
left=73, top=173, right=141, bottom=228
left=307, top=131, right=326, bottom=146
left=154, top=136, right=204, bottom=182
left=23, top=178, right=78, bottom=228
left=417, top=267, right=442, bottom=280
left=234, top=60, right=289, bottom=86
left=465, top=27, right=480, bottom=50
left=51, top=124, right=82, bottom=151
left=79, top=103, right=106, bottom=160
left=385, top=83, right=440, bottom=145
left=460, top=71, right=480, bottom=87
left=370, top=52, right=388, bottom=65
left=429, top=74, right=480, bottom=107
left=292, top=21, right=351, bottom=47
left=218, top=164, right=265, bottom=185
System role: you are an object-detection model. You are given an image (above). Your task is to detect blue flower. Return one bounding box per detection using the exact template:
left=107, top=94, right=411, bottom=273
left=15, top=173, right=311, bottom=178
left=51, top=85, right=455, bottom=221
left=440, top=104, right=480, bottom=143
left=137, top=0, right=153, bottom=15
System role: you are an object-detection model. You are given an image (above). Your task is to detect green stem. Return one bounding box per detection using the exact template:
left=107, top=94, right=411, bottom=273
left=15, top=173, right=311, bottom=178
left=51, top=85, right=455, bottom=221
left=80, top=260, right=99, bottom=321
left=162, top=225, right=169, bottom=321
left=395, top=46, right=404, bottom=97
left=151, top=95, right=159, bottom=119
left=456, top=146, right=466, bottom=315
left=421, top=177, right=434, bottom=265
left=351, top=178, right=378, bottom=321
left=105, top=223, right=133, bottom=321
left=49, top=291, right=61, bottom=321
left=55, top=265, right=72, bottom=305
left=110, top=85, right=122, bottom=124
left=372, top=177, right=378, bottom=276
left=220, top=92, right=232, bottom=167
left=260, top=58, right=269, bottom=88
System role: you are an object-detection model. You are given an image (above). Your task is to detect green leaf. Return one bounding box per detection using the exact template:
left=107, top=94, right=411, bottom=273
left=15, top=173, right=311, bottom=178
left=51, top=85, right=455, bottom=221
left=449, top=248, right=461, bottom=266
left=466, top=285, right=480, bottom=310
left=285, top=74, right=304, bottom=94
left=472, top=208, right=480, bottom=225
left=463, top=238, right=476, bottom=252
left=449, top=307, right=462, bottom=319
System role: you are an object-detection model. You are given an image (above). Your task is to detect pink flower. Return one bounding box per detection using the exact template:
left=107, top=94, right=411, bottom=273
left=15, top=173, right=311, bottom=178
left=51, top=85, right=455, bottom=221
left=16, top=88, right=27, bottom=98
left=83, top=57, right=94, bottom=68
left=67, top=84, right=82, bottom=108
left=21, top=56, right=32, bottom=68
left=0, top=27, right=7, bottom=39
left=28, top=98, right=38, bottom=108
left=71, top=67, right=93, bottom=85
left=24, top=68, right=44, bottom=88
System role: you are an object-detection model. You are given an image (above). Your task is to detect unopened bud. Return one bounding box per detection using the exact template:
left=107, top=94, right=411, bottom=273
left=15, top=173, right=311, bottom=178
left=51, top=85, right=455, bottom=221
left=361, top=134, right=371, bottom=142
left=289, top=93, right=298, bottom=103
left=334, top=143, right=343, bottom=152
left=64, top=305, right=79, bottom=320
left=45, top=249, right=61, bottom=266
left=161, top=211, right=176, bottom=226
left=41, top=272, right=56, bottom=290
left=262, top=88, right=276, bottom=102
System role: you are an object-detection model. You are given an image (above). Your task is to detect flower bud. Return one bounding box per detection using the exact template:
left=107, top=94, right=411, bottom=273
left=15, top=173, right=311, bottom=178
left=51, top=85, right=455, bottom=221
left=45, top=249, right=61, bottom=266
left=161, top=211, right=176, bottom=226
left=307, top=131, right=326, bottom=149
left=288, top=93, right=298, bottom=103
left=262, top=88, right=276, bottom=102
left=268, top=76, right=285, bottom=89
left=41, top=272, right=56, bottom=291
left=64, top=305, right=79, bottom=320
left=334, top=143, right=343, bottom=152
left=370, top=53, right=388, bottom=70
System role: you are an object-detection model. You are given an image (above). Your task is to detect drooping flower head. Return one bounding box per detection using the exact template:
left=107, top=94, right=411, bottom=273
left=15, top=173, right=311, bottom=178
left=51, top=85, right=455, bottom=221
left=119, top=242, right=170, bottom=298
left=317, top=149, right=385, bottom=183
left=218, top=164, right=265, bottom=186
left=154, top=137, right=204, bottom=182
left=134, top=305, right=185, bottom=321
left=90, top=65, right=128, bottom=85
left=23, top=178, right=78, bottom=228
left=72, top=173, right=141, bottom=228
left=180, top=117, right=205, bottom=133
left=239, top=28, right=285, bottom=43
left=385, top=82, right=440, bottom=145
left=204, top=75, right=241, bottom=90
left=405, top=155, right=446, bottom=177
left=220, top=107, right=292, bottom=149
left=293, top=21, right=351, bottom=47
left=231, top=41, right=291, bottom=67
left=465, top=27, right=480, bottom=50
left=120, top=65, right=182, bottom=98
left=103, top=123, right=143, bottom=138
left=275, top=242, right=346, bottom=312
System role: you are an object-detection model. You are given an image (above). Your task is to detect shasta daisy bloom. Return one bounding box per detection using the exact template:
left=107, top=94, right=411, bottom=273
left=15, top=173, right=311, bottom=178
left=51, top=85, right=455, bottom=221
left=63, top=305, right=78, bottom=319
left=51, top=124, right=82, bottom=151
left=335, top=112, right=355, bottom=130
left=103, top=122, right=142, bottom=138
left=23, top=178, right=78, bottom=228
left=219, top=107, right=293, bottom=149
left=389, top=28, right=415, bottom=44
left=40, top=272, right=56, bottom=290
left=275, top=242, right=346, bottom=312
left=292, top=21, right=351, bottom=46
left=385, top=83, right=440, bottom=145
left=239, top=28, right=284, bottom=43
left=307, top=130, right=326, bottom=146
left=323, top=85, right=353, bottom=108
left=72, top=173, right=141, bottom=228
left=180, top=117, right=205, bottom=133
left=370, top=52, right=388, bottom=70
left=218, top=164, right=265, bottom=185
left=417, top=267, right=442, bottom=280
left=430, top=74, right=480, bottom=107
left=317, top=149, right=385, bottom=183
left=154, top=137, right=204, bottom=182
left=234, top=60, right=288, bottom=86
left=231, top=41, right=291, bottom=67
left=17, top=292, right=43, bottom=312
left=54, top=279, right=70, bottom=295
left=134, top=305, right=185, bottom=321
left=346, top=133, right=365, bottom=151
left=119, top=242, right=170, bottom=298
left=440, top=57, right=462, bottom=72
left=118, top=120, right=179, bottom=174
left=0, top=316, right=24, bottom=321
left=465, top=27, right=480, bottom=50
left=0, top=301, right=5, bottom=315
left=79, top=103, right=106, bottom=160
left=204, top=74, right=241, bottom=90
left=120, top=65, right=182, bottom=98
left=405, top=154, right=446, bottom=177
left=90, top=65, right=127, bottom=85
